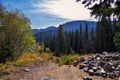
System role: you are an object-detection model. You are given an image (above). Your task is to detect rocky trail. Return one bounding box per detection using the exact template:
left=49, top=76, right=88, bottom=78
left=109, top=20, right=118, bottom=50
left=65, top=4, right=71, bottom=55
left=2, top=52, right=120, bottom=80
left=6, top=63, right=119, bottom=80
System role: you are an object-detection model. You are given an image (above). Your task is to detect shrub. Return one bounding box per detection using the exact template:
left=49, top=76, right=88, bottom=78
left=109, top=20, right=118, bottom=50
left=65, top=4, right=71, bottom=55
left=13, top=52, right=41, bottom=66
left=0, top=39, right=17, bottom=63
left=55, top=54, right=79, bottom=65
left=45, top=48, right=51, bottom=53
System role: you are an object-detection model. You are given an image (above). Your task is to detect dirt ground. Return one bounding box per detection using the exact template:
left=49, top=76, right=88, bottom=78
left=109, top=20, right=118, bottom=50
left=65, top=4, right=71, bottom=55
left=2, top=60, right=119, bottom=80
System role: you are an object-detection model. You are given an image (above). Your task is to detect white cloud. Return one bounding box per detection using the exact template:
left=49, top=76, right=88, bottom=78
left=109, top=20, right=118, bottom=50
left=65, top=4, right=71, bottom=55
left=32, top=0, right=92, bottom=20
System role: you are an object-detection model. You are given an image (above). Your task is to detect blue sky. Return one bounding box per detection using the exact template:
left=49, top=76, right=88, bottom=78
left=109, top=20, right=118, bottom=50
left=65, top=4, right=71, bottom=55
left=0, top=0, right=95, bottom=29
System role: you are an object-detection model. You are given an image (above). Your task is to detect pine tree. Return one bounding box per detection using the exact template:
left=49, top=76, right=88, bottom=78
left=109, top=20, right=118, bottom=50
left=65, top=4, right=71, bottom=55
left=79, top=24, right=83, bottom=53
left=83, top=22, right=89, bottom=53
left=55, top=25, right=66, bottom=56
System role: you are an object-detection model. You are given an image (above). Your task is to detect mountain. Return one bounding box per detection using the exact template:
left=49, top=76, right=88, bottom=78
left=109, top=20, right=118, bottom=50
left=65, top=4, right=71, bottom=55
left=63, top=20, right=97, bottom=31
left=33, top=26, right=57, bottom=34
left=33, top=20, right=97, bottom=42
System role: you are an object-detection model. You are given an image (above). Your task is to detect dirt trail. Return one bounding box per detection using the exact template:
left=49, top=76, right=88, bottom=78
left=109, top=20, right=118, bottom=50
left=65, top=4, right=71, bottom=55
left=6, top=61, right=119, bottom=80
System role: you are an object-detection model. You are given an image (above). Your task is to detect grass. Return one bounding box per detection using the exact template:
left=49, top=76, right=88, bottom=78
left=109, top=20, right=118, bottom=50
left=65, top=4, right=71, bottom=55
left=54, top=54, right=80, bottom=65
left=0, top=52, right=42, bottom=79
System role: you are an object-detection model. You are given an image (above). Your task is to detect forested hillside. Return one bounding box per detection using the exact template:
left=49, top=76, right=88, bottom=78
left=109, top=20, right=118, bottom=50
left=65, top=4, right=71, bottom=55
left=0, top=0, right=120, bottom=80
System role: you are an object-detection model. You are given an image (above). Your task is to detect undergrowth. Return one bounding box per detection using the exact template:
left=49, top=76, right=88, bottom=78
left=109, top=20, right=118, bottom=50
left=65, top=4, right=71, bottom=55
left=54, top=54, right=80, bottom=65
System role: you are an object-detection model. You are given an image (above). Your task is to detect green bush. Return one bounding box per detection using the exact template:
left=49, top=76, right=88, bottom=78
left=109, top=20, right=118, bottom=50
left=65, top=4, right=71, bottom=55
left=0, top=39, right=17, bottom=63
left=45, top=48, right=51, bottom=53
left=55, top=54, right=79, bottom=65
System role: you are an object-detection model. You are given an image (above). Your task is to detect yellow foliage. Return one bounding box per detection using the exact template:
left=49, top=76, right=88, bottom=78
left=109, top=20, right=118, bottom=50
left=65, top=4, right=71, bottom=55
left=13, top=52, right=41, bottom=66
left=37, top=45, right=44, bottom=53
left=40, top=53, right=51, bottom=60
left=0, top=63, right=6, bottom=70
left=55, top=54, right=80, bottom=65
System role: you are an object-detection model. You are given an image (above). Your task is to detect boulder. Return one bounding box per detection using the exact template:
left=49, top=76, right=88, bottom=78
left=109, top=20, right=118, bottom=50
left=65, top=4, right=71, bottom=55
left=98, top=61, right=106, bottom=67
left=114, top=71, right=120, bottom=77
left=103, top=62, right=115, bottom=72
left=95, top=54, right=102, bottom=61
left=87, top=63, right=95, bottom=69
left=94, top=72, right=100, bottom=76
left=75, top=52, right=120, bottom=79
left=83, top=67, right=89, bottom=72
left=79, top=64, right=86, bottom=69
left=100, top=69, right=107, bottom=78
left=88, top=69, right=94, bottom=76
left=101, top=72, right=107, bottom=78
left=92, top=67, right=98, bottom=72
left=109, top=72, right=116, bottom=79
left=83, top=77, right=92, bottom=80
left=73, top=60, right=79, bottom=67
left=102, top=52, right=109, bottom=55
left=78, top=57, right=85, bottom=62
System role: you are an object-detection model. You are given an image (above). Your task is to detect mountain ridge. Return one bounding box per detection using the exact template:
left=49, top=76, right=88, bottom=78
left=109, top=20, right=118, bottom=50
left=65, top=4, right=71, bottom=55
left=33, top=20, right=97, bottom=41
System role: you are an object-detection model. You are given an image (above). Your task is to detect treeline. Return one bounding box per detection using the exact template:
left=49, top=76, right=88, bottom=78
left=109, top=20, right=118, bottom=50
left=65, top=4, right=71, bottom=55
left=39, top=0, right=120, bottom=56
left=0, top=4, right=35, bottom=63
left=40, top=19, right=119, bottom=56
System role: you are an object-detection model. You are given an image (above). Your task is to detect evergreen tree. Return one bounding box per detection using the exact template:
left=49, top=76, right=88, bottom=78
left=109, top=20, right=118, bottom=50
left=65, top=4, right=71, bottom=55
left=83, top=22, right=89, bottom=52
left=79, top=24, right=83, bottom=53
left=55, top=25, right=66, bottom=56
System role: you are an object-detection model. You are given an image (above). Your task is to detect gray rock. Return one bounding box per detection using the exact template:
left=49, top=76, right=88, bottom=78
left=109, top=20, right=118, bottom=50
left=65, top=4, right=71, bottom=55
left=95, top=54, right=102, bottom=61
left=102, top=52, right=109, bottom=55
left=92, top=67, right=98, bottom=72
left=98, top=61, right=106, bottom=67
left=83, top=77, right=92, bottom=80
left=109, top=72, right=116, bottom=79
left=24, top=69, right=30, bottom=72
left=114, top=71, right=120, bottom=77
left=100, top=69, right=107, bottom=78
left=41, top=77, right=53, bottom=80
left=88, top=69, right=94, bottom=76
left=83, top=67, right=89, bottom=72
left=78, top=57, right=85, bottom=62
left=87, top=63, right=95, bottom=69
left=79, top=64, right=86, bottom=69
left=94, top=72, right=100, bottom=76
left=73, top=60, right=79, bottom=67
left=76, top=52, right=120, bottom=79
left=103, top=62, right=115, bottom=72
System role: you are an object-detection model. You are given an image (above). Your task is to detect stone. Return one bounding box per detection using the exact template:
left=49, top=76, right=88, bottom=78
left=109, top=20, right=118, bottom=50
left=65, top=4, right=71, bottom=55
left=109, top=72, right=116, bottom=79
left=100, top=69, right=107, bottom=78
left=95, top=54, right=102, bottom=61
left=87, top=63, right=95, bottom=69
left=75, top=52, right=120, bottom=79
left=24, top=69, right=30, bottom=72
left=101, top=72, right=107, bottom=78
left=102, top=52, right=109, bottom=55
left=83, top=61, right=88, bottom=64
left=94, top=72, right=100, bottom=76
left=78, top=57, right=85, bottom=62
left=83, top=67, right=89, bottom=72
left=73, top=60, right=79, bottom=67
left=98, top=61, right=106, bottom=67
left=83, top=77, right=92, bottom=80
left=103, top=62, right=115, bottom=72
left=114, top=71, right=120, bottom=77
left=88, top=69, right=94, bottom=76
left=41, top=77, right=53, bottom=80
left=92, top=67, right=98, bottom=72
left=79, top=64, right=86, bottom=69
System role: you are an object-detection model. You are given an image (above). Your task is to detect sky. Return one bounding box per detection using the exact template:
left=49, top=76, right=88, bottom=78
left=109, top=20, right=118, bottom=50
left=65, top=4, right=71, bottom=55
left=0, top=0, right=95, bottom=29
